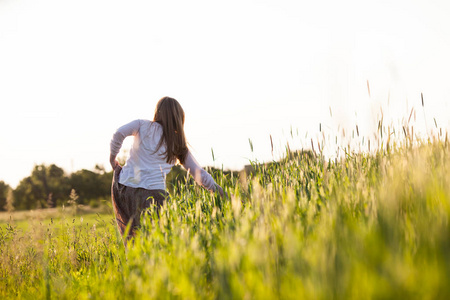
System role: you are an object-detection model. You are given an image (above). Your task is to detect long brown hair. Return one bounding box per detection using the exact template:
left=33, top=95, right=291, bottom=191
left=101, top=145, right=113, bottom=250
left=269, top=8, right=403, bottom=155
left=153, top=96, right=188, bottom=164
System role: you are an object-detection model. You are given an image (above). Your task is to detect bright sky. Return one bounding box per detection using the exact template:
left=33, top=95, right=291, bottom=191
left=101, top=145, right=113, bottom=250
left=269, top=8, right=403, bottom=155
left=1, top=0, right=449, bottom=188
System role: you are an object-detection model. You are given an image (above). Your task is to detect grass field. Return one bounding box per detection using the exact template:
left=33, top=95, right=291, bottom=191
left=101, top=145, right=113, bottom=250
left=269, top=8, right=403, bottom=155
left=0, top=206, right=113, bottom=231
left=1, top=137, right=450, bottom=299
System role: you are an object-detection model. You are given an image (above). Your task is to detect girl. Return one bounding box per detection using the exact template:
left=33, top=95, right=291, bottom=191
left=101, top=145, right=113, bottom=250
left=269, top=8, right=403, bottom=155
left=110, top=97, right=224, bottom=241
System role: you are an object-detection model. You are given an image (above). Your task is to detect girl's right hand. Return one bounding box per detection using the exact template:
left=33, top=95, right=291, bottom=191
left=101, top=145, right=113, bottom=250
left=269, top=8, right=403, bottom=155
left=110, top=154, right=120, bottom=170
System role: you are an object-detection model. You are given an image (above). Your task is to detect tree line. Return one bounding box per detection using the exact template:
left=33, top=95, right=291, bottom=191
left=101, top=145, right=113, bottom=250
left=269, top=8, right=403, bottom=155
left=0, top=164, right=112, bottom=211
left=0, top=163, right=233, bottom=212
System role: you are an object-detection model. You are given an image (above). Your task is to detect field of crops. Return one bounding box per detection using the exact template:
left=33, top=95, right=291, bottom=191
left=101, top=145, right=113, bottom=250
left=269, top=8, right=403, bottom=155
left=1, top=138, right=450, bottom=299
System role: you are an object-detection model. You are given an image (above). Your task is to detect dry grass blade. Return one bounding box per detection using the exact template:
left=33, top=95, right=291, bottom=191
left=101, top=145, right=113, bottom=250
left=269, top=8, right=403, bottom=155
left=270, top=135, right=273, bottom=157
left=408, top=108, right=414, bottom=124
left=311, top=138, right=316, bottom=156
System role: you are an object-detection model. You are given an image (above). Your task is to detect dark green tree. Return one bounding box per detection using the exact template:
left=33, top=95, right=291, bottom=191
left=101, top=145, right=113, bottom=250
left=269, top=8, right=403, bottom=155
left=68, top=166, right=112, bottom=205
left=13, top=164, right=70, bottom=210
left=0, top=181, right=11, bottom=211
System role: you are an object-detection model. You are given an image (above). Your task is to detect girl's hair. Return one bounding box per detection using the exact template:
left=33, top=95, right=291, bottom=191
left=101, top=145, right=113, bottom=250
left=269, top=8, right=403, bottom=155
left=153, top=96, right=188, bottom=164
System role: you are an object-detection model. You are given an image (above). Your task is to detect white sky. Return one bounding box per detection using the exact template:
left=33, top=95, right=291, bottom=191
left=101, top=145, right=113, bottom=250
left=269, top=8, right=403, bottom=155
left=1, top=0, right=449, bottom=187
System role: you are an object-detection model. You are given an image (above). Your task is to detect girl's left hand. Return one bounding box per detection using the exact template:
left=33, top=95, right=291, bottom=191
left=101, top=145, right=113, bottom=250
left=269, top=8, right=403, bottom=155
left=215, top=185, right=227, bottom=199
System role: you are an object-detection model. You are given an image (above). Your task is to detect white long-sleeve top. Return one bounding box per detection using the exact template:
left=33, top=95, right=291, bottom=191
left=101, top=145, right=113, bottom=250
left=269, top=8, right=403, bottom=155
left=110, top=119, right=217, bottom=191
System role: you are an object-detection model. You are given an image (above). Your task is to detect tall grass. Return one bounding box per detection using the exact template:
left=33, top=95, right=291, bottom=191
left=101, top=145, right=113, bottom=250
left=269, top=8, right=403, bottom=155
left=1, top=138, right=450, bottom=299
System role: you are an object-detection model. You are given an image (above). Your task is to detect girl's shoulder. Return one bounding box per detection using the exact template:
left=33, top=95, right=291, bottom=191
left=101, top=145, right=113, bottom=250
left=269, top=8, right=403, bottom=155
left=138, top=119, right=162, bottom=134
left=139, top=120, right=165, bottom=151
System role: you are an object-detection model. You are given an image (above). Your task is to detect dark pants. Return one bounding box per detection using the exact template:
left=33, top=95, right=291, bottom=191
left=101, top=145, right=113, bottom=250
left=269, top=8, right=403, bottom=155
left=111, top=166, right=168, bottom=242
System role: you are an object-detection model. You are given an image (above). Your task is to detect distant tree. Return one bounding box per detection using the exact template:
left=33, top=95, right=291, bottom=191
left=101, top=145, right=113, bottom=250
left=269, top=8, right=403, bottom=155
left=13, top=177, right=33, bottom=210
left=5, top=187, right=14, bottom=213
left=68, top=165, right=112, bottom=205
left=0, top=181, right=11, bottom=211
left=13, top=164, right=70, bottom=210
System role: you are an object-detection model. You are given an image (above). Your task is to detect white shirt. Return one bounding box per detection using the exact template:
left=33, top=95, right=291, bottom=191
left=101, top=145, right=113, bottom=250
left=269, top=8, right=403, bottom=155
left=110, top=119, right=217, bottom=191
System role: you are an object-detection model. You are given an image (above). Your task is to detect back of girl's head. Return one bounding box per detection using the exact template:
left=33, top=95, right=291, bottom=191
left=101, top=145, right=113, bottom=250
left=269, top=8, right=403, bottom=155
left=153, top=97, right=188, bottom=164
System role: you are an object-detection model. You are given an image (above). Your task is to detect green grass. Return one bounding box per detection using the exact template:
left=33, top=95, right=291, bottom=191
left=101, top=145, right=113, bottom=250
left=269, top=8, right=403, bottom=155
left=1, top=139, right=450, bottom=299
left=0, top=205, right=113, bottom=232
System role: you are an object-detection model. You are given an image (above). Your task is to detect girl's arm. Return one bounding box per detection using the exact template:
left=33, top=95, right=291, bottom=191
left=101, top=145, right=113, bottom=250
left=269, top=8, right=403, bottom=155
left=109, top=119, right=141, bottom=169
left=182, top=150, right=225, bottom=197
